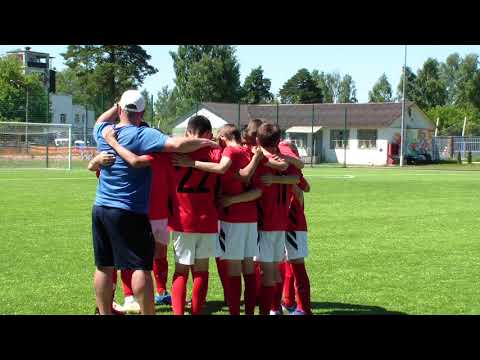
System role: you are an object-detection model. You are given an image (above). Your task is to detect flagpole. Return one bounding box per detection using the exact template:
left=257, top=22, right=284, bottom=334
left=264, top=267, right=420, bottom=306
left=400, top=45, right=407, bottom=167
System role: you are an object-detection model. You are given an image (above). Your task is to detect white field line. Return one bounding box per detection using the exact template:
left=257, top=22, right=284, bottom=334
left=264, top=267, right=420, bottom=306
left=0, top=177, right=95, bottom=181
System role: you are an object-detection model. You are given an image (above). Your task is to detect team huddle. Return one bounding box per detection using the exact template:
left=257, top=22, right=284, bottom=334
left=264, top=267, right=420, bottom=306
left=89, top=90, right=311, bottom=315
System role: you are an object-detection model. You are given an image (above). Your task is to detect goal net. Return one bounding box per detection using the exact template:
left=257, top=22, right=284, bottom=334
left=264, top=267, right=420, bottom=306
left=0, top=122, right=72, bottom=169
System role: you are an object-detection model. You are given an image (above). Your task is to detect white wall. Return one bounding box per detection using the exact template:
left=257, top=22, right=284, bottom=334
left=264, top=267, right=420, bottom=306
left=50, top=94, right=95, bottom=129
left=50, top=94, right=73, bottom=125
left=323, top=128, right=388, bottom=166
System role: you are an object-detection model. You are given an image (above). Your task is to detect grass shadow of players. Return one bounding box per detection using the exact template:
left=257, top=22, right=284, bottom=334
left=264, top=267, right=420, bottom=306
left=311, top=302, right=407, bottom=315
left=201, top=301, right=228, bottom=315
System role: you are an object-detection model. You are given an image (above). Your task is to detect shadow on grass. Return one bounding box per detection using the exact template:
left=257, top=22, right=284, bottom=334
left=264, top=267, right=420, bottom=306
left=312, top=302, right=406, bottom=315
left=201, top=300, right=228, bottom=315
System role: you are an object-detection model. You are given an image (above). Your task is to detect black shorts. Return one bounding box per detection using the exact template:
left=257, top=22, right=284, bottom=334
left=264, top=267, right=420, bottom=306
left=92, top=205, right=154, bottom=270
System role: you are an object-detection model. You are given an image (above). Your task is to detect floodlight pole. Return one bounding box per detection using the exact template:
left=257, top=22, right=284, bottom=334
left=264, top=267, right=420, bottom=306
left=399, top=45, right=407, bottom=167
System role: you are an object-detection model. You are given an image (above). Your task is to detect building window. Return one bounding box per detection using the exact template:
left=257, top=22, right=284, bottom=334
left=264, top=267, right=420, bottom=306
left=288, top=133, right=308, bottom=149
left=75, top=114, right=80, bottom=123
left=330, top=129, right=350, bottom=149
left=357, top=129, right=377, bottom=149
left=60, top=114, right=66, bottom=124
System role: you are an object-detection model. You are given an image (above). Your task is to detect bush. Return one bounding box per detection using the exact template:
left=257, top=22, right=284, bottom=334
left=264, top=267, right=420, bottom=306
left=457, top=152, right=462, bottom=164
left=468, top=151, right=472, bottom=164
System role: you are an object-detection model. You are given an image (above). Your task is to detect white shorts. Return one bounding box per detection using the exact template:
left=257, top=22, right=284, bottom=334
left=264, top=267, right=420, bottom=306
left=285, top=231, right=308, bottom=260
left=254, top=231, right=286, bottom=263
left=150, top=218, right=169, bottom=246
left=217, top=221, right=258, bottom=260
left=172, top=232, right=217, bottom=265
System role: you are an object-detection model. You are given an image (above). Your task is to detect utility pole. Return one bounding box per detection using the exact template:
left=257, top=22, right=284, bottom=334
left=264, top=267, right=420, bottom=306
left=399, top=45, right=407, bottom=167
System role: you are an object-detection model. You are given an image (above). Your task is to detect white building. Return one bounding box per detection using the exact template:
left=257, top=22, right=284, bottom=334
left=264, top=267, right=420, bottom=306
left=172, top=102, right=435, bottom=166
left=6, top=47, right=54, bottom=90
left=50, top=93, right=96, bottom=144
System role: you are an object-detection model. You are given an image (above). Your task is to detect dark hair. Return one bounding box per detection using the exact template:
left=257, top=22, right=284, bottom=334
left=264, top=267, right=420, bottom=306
left=139, top=121, right=150, bottom=127
left=218, top=124, right=241, bottom=143
left=257, top=122, right=281, bottom=148
left=242, top=118, right=264, bottom=146
left=187, top=115, right=212, bottom=136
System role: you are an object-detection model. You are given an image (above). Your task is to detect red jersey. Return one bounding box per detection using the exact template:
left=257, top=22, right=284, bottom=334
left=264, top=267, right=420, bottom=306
left=145, top=153, right=169, bottom=220
left=278, top=142, right=308, bottom=232
left=167, top=147, right=222, bottom=233
left=219, top=145, right=258, bottom=223
left=253, top=157, right=298, bottom=232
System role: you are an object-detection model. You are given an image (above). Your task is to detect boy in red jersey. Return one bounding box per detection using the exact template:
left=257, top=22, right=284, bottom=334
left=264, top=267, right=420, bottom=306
left=173, top=123, right=288, bottom=315
left=275, top=139, right=312, bottom=315
left=253, top=123, right=300, bottom=315
left=167, top=115, right=223, bottom=315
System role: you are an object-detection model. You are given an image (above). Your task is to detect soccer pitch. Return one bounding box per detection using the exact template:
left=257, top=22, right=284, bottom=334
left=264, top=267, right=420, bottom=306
left=1, top=165, right=479, bottom=315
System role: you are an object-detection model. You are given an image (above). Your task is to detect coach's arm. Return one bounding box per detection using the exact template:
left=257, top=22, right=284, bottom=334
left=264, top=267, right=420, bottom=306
left=163, top=137, right=220, bottom=154
left=96, top=104, right=119, bottom=125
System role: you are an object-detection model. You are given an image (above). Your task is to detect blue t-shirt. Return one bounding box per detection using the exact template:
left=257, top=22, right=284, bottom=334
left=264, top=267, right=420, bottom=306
left=93, top=122, right=169, bottom=214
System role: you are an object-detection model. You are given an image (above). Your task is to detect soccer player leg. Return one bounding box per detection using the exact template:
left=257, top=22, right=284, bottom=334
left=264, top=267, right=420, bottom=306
left=242, top=223, right=258, bottom=315
left=216, top=225, right=229, bottom=305
left=191, top=233, right=216, bottom=315
left=286, top=231, right=311, bottom=315
left=172, top=232, right=197, bottom=315
left=271, top=232, right=287, bottom=315
left=92, top=205, right=115, bottom=315
left=221, top=222, right=246, bottom=315
left=151, top=219, right=170, bottom=304
left=256, top=231, right=276, bottom=315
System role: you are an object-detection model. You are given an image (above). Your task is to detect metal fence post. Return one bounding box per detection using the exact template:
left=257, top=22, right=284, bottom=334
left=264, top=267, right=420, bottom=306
left=311, top=104, right=314, bottom=168
left=276, top=102, right=279, bottom=125
left=238, top=102, right=241, bottom=127
left=343, top=107, right=347, bottom=168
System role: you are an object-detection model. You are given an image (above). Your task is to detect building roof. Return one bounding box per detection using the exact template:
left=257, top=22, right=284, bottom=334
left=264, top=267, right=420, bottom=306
left=174, top=101, right=421, bottom=129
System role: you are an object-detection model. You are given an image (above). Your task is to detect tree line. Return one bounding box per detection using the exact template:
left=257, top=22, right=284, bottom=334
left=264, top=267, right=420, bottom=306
left=1, top=45, right=480, bottom=136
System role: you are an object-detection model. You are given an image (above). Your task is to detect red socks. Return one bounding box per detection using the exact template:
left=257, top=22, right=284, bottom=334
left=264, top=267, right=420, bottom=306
left=153, top=258, right=168, bottom=294
left=191, top=271, right=209, bottom=315
left=259, top=285, right=274, bottom=315
left=271, top=262, right=286, bottom=312
left=226, top=276, right=242, bottom=315
left=283, top=262, right=296, bottom=308
left=121, top=269, right=134, bottom=297
left=215, top=258, right=229, bottom=304
left=243, top=273, right=257, bottom=315
left=291, top=263, right=311, bottom=315
left=254, top=262, right=262, bottom=305
left=172, top=272, right=189, bottom=315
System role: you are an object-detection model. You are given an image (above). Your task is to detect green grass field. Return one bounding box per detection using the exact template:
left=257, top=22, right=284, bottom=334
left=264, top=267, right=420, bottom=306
left=1, top=164, right=479, bottom=315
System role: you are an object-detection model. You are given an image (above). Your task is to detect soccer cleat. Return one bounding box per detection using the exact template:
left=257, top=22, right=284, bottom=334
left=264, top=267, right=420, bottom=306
left=281, top=302, right=297, bottom=315
left=122, top=295, right=141, bottom=314
left=112, top=301, right=126, bottom=315
left=154, top=291, right=172, bottom=306
left=269, top=309, right=283, bottom=315
left=290, top=309, right=306, bottom=315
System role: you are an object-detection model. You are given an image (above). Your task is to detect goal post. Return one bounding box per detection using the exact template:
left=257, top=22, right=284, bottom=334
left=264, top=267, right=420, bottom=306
left=0, top=122, right=73, bottom=170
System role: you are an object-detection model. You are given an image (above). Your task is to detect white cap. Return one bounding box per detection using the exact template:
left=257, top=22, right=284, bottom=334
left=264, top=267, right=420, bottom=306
left=118, top=90, right=145, bottom=113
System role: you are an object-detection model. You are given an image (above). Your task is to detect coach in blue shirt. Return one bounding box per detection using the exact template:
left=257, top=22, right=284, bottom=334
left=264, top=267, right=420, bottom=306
left=92, top=90, right=218, bottom=315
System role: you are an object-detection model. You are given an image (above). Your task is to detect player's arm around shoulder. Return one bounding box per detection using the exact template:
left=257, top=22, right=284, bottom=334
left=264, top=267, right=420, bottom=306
left=261, top=166, right=300, bottom=186
left=103, top=127, right=152, bottom=168
left=218, top=188, right=263, bottom=208
left=87, top=151, right=115, bottom=171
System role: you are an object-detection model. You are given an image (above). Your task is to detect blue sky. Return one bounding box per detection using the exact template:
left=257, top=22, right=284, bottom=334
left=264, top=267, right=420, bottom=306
left=2, top=45, right=480, bottom=103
